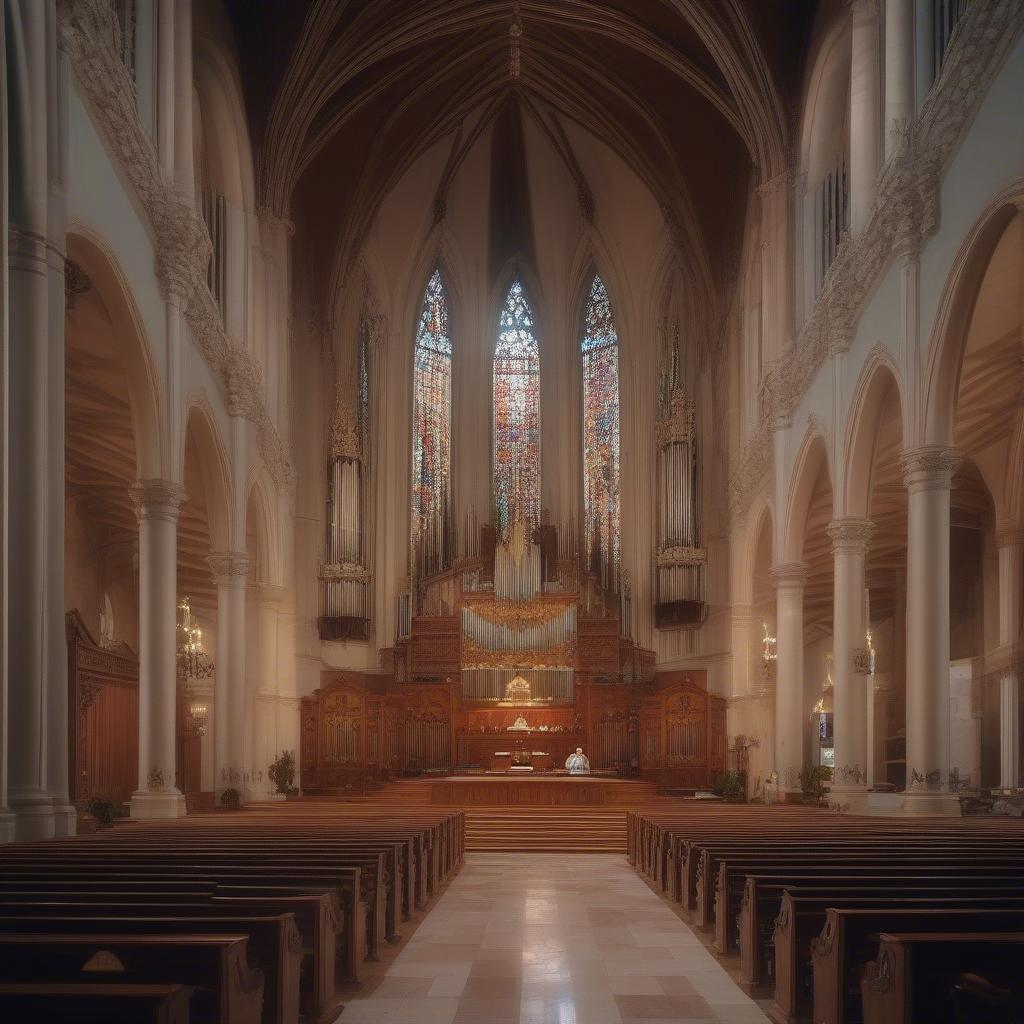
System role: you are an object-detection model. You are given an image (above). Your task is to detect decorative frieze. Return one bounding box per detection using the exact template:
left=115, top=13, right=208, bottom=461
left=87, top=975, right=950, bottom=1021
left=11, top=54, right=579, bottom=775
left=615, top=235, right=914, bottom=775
left=770, top=562, right=809, bottom=588
left=728, top=0, right=1024, bottom=517
left=57, top=0, right=294, bottom=492
left=207, top=551, right=252, bottom=586
left=656, top=385, right=695, bottom=448
left=656, top=546, right=707, bottom=568
left=319, top=562, right=371, bottom=585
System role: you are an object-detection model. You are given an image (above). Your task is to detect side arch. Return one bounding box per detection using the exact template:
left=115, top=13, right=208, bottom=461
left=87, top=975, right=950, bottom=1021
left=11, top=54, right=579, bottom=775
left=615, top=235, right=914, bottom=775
left=181, top=395, right=233, bottom=553
left=65, top=229, right=163, bottom=479
left=782, top=429, right=832, bottom=565
left=841, top=350, right=906, bottom=519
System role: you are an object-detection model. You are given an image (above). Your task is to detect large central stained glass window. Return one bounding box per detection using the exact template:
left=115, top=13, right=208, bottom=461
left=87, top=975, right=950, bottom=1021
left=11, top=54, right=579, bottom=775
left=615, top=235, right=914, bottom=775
left=581, top=275, right=620, bottom=582
left=411, top=270, right=452, bottom=569
left=493, top=279, right=540, bottom=530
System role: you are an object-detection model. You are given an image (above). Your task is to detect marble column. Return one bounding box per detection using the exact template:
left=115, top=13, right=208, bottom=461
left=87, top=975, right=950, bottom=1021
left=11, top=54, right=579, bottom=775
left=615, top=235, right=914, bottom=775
left=914, top=0, right=935, bottom=111
left=130, top=480, right=187, bottom=818
left=209, top=552, right=250, bottom=798
left=828, top=518, right=874, bottom=794
left=884, top=0, right=914, bottom=159
left=156, top=0, right=175, bottom=178
left=172, top=0, right=193, bottom=198
left=773, top=563, right=808, bottom=796
left=850, top=0, right=881, bottom=234
left=996, top=524, right=1024, bottom=792
left=900, top=446, right=960, bottom=812
left=730, top=603, right=753, bottom=698
left=6, top=0, right=57, bottom=843
left=757, top=172, right=793, bottom=362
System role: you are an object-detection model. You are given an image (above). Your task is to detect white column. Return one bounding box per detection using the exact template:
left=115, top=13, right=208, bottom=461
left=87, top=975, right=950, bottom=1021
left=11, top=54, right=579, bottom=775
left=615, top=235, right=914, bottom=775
left=773, top=563, right=808, bottom=796
left=5, top=1, right=55, bottom=841
left=251, top=584, right=284, bottom=798
left=884, top=0, right=915, bottom=159
left=850, top=0, right=881, bottom=234
left=0, top=0, right=14, bottom=844
left=156, top=0, right=175, bottom=179
left=129, top=480, right=187, bottom=818
left=757, top=172, right=793, bottom=362
left=730, top=603, right=753, bottom=698
left=209, top=552, right=250, bottom=800
left=828, top=519, right=874, bottom=794
left=914, top=0, right=935, bottom=110
left=172, top=0, right=193, bottom=198
left=996, top=525, right=1023, bottom=792
left=901, top=446, right=960, bottom=812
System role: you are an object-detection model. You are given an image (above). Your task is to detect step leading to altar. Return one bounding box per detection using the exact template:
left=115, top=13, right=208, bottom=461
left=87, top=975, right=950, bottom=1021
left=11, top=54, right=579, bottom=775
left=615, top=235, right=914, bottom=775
left=426, top=774, right=659, bottom=806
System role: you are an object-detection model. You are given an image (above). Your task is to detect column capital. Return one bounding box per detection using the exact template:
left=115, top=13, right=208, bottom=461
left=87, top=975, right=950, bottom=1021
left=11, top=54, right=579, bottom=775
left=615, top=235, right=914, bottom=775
left=207, top=551, right=252, bottom=586
left=130, top=479, right=186, bottom=521
left=828, top=517, right=875, bottom=553
left=995, top=521, right=1024, bottom=550
left=899, top=445, right=961, bottom=490
left=771, top=562, right=808, bottom=588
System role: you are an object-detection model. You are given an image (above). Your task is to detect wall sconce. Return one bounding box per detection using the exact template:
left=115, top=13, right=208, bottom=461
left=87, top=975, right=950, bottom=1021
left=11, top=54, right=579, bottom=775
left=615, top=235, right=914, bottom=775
left=761, top=622, right=777, bottom=678
left=852, top=628, right=876, bottom=676
left=187, top=702, right=209, bottom=738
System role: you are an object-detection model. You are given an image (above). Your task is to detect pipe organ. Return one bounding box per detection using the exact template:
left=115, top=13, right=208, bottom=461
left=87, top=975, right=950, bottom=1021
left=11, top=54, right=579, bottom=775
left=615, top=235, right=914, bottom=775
left=654, top=330, right=706, bottom=629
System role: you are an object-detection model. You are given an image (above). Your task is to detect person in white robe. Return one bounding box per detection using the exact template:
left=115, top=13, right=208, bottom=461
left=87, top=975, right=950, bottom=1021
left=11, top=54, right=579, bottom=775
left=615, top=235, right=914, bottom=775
left=565, top=748, right=590, bottom=774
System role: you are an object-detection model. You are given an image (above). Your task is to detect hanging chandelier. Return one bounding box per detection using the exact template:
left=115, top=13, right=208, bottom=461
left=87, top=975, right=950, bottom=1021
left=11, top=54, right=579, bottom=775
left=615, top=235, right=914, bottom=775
left=177, top=597, right=215, bottom=681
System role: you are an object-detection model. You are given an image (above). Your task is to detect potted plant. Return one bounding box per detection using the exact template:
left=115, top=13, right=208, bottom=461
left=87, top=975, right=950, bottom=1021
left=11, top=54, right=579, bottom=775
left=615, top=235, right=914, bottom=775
left=711, top=770, right=746, bottom=802
left=798, top=764, right=832, bottom=805
left=268, top=750, right=299, bottom=799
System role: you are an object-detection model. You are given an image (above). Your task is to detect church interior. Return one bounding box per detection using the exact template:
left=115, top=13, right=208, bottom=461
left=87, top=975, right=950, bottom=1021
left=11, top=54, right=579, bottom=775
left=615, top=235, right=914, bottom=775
left=2, top=0, right=1024, bottom=1021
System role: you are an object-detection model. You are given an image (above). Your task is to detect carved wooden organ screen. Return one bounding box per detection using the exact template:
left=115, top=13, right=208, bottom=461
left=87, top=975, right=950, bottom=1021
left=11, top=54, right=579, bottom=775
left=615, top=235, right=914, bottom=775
left=65, top=610, right=139, bottom=807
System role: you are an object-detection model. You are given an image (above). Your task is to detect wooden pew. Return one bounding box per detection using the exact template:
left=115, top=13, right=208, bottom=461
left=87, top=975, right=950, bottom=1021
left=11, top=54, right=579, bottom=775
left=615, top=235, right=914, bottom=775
left=0, top=894, right=342, bottom=1024
left=738, top=876, right=1024, bottom=990
left=0, top=982, right=194, bottom=1023
left=0, top=913, right=300, bottom=1024
left=861, top=932, right=1024, bottom=1024
left=0, top=933, right=264, bottom=1024
left=812, top=909, right=1024, bottom=1024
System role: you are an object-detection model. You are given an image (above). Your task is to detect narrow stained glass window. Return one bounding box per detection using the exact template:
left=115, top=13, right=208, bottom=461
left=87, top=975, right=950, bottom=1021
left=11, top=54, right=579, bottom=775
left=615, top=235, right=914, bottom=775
left=493, top=280, right=540, bottom=531
left=411, top=270, right=452, bottom=571
left=581, top=275, right=620, bottom=584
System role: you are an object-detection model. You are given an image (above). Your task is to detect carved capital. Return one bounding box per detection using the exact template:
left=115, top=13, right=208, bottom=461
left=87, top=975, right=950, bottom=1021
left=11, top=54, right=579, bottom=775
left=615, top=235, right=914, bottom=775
left=771, top=562, right=809, bottom=588
left=320, top=562, right=371, bottom=584
left=995, top=521, right=1024, bottom=550
left=827, top=518, right=875, bottom=554
left=207, top=551, right=252, bottom=586
left=656, top=546, right=706, bottom=568
left=899, top=445, right=961, bottom=490
left=130, top=479, right=186, bottom=522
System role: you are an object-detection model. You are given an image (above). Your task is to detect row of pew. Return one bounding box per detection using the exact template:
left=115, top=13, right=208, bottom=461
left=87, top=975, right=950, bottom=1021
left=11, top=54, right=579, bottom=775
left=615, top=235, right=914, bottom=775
left=0, top=805, right=465, bottom=1023
left=627, top=804, right=1024, bottom=1024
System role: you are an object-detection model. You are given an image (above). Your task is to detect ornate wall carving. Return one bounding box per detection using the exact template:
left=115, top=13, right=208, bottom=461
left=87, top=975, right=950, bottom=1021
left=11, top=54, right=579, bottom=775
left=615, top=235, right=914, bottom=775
left=728, top=0, right=1024, bottom=517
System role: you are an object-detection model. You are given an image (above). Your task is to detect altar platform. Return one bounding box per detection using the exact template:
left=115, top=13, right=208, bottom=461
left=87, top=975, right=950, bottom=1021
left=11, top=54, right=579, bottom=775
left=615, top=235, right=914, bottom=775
left=426, top=774, right=659, bottom=806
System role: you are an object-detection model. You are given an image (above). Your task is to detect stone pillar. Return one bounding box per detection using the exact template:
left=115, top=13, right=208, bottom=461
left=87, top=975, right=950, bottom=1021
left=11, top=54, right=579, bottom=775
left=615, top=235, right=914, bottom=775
left=900, top=446, right=960, bottom=813
left=156, top=0, right=175, bottom=179
left=209, top=552, right=250, bottom=799
left=773, top=563, right=808, bottom=796
left=730, top=603, right=753, bottom=698
left=850, top=0, right=881, bottom=234
left=0, top=3, right=13, bottom=845
left=6, top=0, right=59, bottom=843
left=914, top=0, right=935, bottom=110
left=757, top=172, right=793, bottom=362
left=130, top=480, right=187, bottom=818
left=828, top=519, right=874, bottom=795
left=172, top=0, right=193, bottom=198
left=884, top=0, right=915, bottom=159
left=996, top=524, right=1024, bottom=792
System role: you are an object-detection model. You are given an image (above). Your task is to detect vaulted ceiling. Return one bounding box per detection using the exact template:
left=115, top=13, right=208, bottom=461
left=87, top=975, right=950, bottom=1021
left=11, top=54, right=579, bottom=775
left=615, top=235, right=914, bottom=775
left=227, top=0, right=817, bottom=306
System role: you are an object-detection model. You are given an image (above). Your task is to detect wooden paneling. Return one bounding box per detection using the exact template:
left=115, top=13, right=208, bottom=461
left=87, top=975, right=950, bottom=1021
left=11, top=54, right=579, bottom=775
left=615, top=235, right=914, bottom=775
left=66, top=610, right=139, bottom=807
left=638, top=673, right=721, bottom=789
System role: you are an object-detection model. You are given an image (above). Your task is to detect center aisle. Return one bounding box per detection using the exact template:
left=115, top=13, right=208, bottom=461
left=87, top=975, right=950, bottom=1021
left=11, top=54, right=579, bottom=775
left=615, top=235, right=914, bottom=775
left=338, top=854, right=770, bottom=1024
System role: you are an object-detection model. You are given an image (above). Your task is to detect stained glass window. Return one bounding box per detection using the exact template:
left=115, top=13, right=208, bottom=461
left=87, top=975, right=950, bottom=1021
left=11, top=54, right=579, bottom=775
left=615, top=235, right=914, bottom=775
left=581, top=275, right=620, bottom=583
left=494, top=280, right=540, bottom=530
left=411, top=270, right=452, bottom=568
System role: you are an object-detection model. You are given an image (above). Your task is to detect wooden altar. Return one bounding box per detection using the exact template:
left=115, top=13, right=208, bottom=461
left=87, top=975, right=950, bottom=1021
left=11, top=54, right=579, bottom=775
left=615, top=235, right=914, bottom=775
left=300, top=668, right=726, bottom=793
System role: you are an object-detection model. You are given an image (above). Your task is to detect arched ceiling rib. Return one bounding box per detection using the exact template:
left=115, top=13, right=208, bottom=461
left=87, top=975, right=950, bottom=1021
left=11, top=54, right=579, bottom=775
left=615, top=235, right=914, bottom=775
left=227, top=0, right=815, bottom=318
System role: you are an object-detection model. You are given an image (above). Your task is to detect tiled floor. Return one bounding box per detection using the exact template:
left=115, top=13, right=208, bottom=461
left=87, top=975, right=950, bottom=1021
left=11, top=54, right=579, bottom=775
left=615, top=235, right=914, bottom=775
left=337, top=853, right=771, bottom=1024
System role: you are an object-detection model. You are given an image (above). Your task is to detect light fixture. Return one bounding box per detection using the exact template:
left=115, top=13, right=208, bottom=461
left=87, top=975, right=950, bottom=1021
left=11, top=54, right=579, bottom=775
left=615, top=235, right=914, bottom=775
left=853, top=628, right=876, bottom=675
left=760, top=622, right=777, bottom=678
left=187, top=701, right=209, bottom=738
left=177, top=597, right=215, bottom=681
